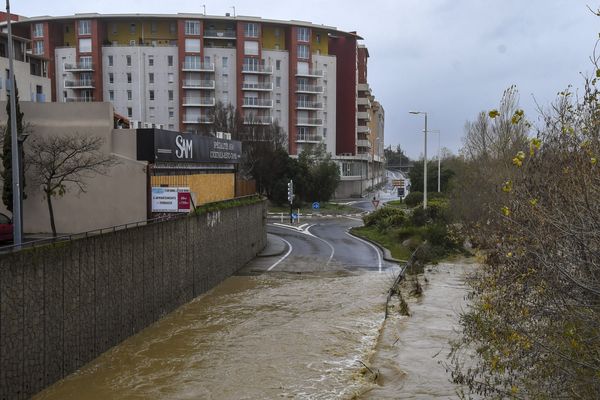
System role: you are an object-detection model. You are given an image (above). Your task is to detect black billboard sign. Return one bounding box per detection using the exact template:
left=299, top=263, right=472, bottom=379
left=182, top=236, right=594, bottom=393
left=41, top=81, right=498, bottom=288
left=137, top=129, right=242, bottom=164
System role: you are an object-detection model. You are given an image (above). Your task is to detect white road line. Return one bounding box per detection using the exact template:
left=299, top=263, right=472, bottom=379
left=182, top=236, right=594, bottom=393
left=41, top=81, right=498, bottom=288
left=343, top=216, right=363, bottom=222
left=272, top=222, right=303, bottom=231
left=345, top=231, right=382, bottom=272
left=306, top=225, right=335, bottom=265
left=267, top=236, right=293, bottom=271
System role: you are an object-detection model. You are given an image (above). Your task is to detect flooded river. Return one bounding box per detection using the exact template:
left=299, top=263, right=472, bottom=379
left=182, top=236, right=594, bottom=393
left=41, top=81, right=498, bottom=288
left=34, top=262, right=472, bottom=399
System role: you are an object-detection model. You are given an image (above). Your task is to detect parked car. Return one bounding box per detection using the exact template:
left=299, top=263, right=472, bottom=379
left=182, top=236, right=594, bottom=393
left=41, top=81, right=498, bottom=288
left=0, top=212, right=13, bottom=242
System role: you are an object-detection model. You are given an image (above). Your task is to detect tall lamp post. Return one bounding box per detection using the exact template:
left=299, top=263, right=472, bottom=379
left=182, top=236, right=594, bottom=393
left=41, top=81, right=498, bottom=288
left=427, top=130, right=441, bottom=193
left=6, top=0, right=22, bottom=246
left=409, top=111, right=427, bottom=209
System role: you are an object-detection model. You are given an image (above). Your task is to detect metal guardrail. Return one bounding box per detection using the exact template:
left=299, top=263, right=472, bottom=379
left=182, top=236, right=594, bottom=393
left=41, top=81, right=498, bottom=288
left=0, top=195, right=262, bottom=254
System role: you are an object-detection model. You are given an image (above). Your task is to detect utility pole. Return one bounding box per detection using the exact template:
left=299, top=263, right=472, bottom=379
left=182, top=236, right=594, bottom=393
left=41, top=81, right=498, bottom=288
left=6, top=0, right=22, bottom=246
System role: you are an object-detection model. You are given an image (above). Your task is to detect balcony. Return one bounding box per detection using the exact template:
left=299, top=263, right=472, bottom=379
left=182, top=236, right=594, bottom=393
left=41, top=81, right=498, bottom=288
left=296, top=118, right=323, bottom=126
left=65, top=96, right=94, bottom=102
left=64, top=79, right=95, bottom=89
left=357, top=97, right=372, bottom=108
left=242, top=98, right=273, bottom=108
left=203, top=29, right=236, bottom=39
left=182, top=97, right=216, bottom=107
left=296, top=100, right=323, bottom=110
left=296, top=84, right=323, bottom=94
left=64, top=62, right=94, bottom=72
left=182, top=115, right=214, bottom=124
left=242, top=64, right=273, bottom=74
left=357, top=111, right=371, bottom=121
left=357, top=125, right=371, bottom=134
left=182, top=62, right=215, bottom=72
left=243, top=116, right=273, bottom=125
left=296, top=134, right=323, bottom=143
left=357, top=139, right=372, bottom=148
left=242, top=82, right=273, bottom=91
left=182, top=79, right=215, bottom=89
left=295, top=69, right=324, bottom=78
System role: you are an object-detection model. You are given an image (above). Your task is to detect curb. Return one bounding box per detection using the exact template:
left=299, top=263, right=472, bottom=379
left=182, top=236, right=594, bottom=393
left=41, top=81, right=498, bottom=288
left=256, top=234, right=287, bottom=258
left=346, top=229, right=407, bottom=264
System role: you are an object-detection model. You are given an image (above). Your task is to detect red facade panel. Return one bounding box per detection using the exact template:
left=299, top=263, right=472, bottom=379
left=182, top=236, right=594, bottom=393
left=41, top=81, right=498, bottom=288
left=329, top=35, right=357, bottom=156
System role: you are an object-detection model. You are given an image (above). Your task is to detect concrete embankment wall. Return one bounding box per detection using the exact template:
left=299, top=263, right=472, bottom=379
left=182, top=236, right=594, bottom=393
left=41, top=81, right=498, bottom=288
left=0, top=202, right=266, bottom=399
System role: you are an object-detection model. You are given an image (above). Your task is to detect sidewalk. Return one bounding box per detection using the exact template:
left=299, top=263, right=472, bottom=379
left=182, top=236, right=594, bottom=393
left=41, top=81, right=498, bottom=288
left=257, top=233, right=287, bottom=257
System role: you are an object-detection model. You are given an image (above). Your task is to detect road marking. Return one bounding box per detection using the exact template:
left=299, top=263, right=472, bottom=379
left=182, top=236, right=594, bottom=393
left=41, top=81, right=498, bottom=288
left=306, top=224, right=335, bottom=265
left=345, top=231, right=382, bottom=272
left=272, top=222, right=304, bottom=231
left=267, top=236, right=293, bottom=271
left=343, top=216, right=363, bottom=222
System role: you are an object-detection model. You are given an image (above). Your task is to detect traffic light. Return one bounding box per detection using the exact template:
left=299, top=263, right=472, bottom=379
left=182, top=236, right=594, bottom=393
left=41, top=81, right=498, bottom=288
left=287, top=179, right=294, bottom=203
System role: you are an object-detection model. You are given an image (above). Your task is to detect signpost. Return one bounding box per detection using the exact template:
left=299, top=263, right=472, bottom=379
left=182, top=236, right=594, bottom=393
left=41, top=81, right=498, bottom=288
left=287, top=179, right=294, bottom=224
left=312, top=202, right=320, bottom=210
left=151, top=187, right=191, bottom=213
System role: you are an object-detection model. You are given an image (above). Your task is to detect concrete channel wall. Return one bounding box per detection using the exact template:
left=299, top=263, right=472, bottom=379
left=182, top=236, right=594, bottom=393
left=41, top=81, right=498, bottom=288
left=0, top=202, right=266, bottom=399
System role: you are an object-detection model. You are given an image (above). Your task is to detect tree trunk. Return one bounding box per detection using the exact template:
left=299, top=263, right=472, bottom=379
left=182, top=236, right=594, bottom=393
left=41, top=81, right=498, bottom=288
left=46, top=190, right=56, bottom=237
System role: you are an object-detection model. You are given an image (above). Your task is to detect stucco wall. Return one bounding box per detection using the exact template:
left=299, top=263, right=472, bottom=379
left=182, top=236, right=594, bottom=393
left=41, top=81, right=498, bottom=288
left=0, top=201, right=267, bottom=399
left=0, top=101, right=148, bottom=234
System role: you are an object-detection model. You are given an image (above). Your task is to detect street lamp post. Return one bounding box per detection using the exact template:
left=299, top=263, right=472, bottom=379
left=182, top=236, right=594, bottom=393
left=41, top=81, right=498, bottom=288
left=426, top=130, right=442, bottom=193
left=409, top=111, right=427, bottom=209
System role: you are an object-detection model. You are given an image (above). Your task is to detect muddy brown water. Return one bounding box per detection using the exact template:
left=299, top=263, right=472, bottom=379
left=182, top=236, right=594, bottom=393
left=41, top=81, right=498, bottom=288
left=33, top=262, right=472, bottom=400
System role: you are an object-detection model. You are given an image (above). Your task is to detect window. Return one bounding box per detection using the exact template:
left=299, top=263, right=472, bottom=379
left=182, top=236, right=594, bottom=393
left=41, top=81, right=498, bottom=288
left=184, top=55, right=201, bottom=69
left=297, top=27, right=310, bottom=42
left=149, top=90, right=155, bottom=100
left=65, top=25, right=70, bottom=33
left=79, top=38, right=92, bottom=53
left=243, top=57, right=259, bottom=71
left=244, top=41, right=259, bottom=55
left=169, top=109, right=174, bottom=118
left=112, top=23, right=118, bottom=34
left=185, top=38, right=201, bottom=52
left=185, top=20, right=200, bottom=35
left=78, top=20, right=91, bottom=35
left=167, top=55, right=174, bottom=66
left=108, top=55, right=113, bottom=66
left=276, top=60, right=281, bottom=70
left=168, top=90, right=174, bottom=101
left=126, top=55, right=132, bottom=66
left=33, top=23, right=44, bottom=38
left=108, top=90, right=114, bottom=101
left=127, top=72, right=132, bottom=83
left=127, top=90, right=132, bottom=100
left=276, top=76, right=281, bottom=88
left=130, top=23, right=136, bottom=34
left=169, top=22, right=176, bottom=34
left=297, top=44, right=309, bottom=59
left=108, top=72, right=114, bottom=83
left=127, top=107, right=132, bottom=118
left=148, top=57, right=154, bottom=66
left=168, top=73, right=174, bottom=83
left=149, top=73, right=154, bottom=83
left=151, top=21, right=157, bottom=33
left=222, top=56, right=228, bottom=68
left=79, top=56, right=92, bottom=69
left=274, top=28, right=280, bottom=38
left=316, top=34, right=321, bottom=44
left=168, top=124, right=175, bottom=130
left=244, top=23, right=258, bottom=37
left=33, top=41, right=44, bottom=55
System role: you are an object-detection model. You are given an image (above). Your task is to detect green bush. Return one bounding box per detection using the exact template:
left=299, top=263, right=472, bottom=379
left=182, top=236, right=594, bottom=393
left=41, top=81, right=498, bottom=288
left=404, top=191, right=423, bottom=207
left=362, top=206, right=406, bottom=232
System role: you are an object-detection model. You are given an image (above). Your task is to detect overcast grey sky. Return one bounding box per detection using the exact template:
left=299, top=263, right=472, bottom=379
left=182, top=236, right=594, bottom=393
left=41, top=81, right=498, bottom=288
left=12, top=0, right=600, bottom=159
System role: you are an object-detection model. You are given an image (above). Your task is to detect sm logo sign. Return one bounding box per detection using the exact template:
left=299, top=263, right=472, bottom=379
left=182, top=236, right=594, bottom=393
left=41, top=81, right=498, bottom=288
left=175, top=135, right=193, bottom=159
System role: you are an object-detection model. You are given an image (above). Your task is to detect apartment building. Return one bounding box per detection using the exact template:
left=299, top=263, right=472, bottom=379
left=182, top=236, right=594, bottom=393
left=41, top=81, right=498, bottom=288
left=9, top=12, right=384, bottom=197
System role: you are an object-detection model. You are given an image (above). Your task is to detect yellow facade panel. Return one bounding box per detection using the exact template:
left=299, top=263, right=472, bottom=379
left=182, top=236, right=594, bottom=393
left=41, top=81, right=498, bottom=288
left=312, top=29, right=328, bottom=56
left=106, top=19, right=177, bottom=46
left=63, top=23, right=76, bottom=47
left=262, top=25, right=286, bottom=51
left=151, top=173, right=235, bottom=206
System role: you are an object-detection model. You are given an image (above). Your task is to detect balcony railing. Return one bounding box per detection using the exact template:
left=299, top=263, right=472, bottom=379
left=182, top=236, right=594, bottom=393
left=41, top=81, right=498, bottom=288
left=296, top=84, right=323, bottom=93
left=243, top=116, right=273, bottom=125
left=64, top=62, right=94, bottom=71
left=295, top=69, right=324, bottom=77
left=64, top=79, right=95, bottom=88
left=296, top=118, right=323, bottom=126
left=65, top=96, right=94, bottom=102
left=357, top=111, right=371, bottom=121
left=182, top=97, right=216, bottom=106
left=296, top=100, right=323, bottom=110
left=242, top=98, right=273, bottom=108
left=296, top=134, right=323, bottom=143
left=182, top=115, right=214, bottom=124
left=242, top=64, right=273, bottom=74
left=182, top=62, right=215, bottom=72
left=242, top=82, right=273, bottom=91
left=203, top=29, right=236, bottom=39
left=357, top=125, right=371, bottom=134
left=182, top=79, right=216, bottom=89
left=357, top=139, right=372, bottom=148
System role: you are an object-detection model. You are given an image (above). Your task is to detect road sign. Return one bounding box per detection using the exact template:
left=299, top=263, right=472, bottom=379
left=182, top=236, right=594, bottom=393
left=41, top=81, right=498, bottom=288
left=372, top=199, right=380, bottom=209
left=291, top=213, right=298, bottom=220
left=392, top=179, right=404, bottom=188
left=312, top=202, right=320, bottom=209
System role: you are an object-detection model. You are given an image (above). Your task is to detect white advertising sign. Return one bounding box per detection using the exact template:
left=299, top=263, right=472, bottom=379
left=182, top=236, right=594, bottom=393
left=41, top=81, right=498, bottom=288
left=151, top=187, right=191, bottom=213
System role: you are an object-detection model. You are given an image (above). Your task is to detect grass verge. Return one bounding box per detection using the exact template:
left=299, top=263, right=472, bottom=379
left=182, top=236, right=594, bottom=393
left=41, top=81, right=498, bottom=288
left=351, top=225, right=412, bottom=261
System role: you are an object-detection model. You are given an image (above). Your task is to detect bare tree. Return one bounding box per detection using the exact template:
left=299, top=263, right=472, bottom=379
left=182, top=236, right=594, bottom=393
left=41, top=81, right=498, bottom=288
left=26, top=134, right=117, bottom=236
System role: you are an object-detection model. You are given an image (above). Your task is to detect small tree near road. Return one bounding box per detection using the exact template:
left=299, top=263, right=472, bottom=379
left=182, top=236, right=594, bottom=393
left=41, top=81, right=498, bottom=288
left=27, top=134, right=117, bottom=236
